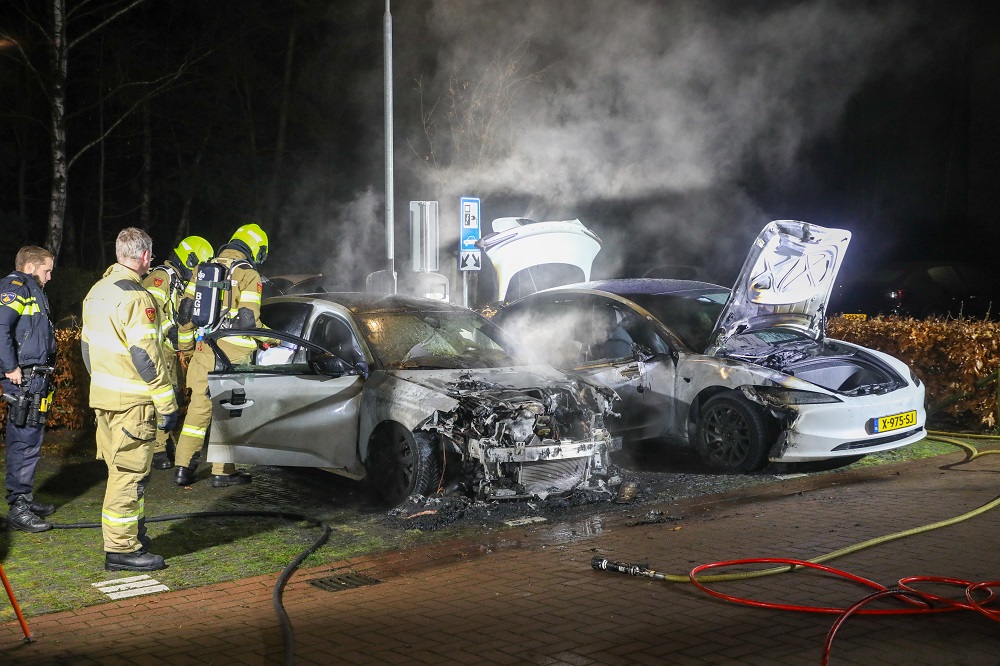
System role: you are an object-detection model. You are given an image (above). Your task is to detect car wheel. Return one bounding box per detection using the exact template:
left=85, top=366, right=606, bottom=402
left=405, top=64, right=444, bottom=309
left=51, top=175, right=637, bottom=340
left=696, top=393, right=770, bottom=473
left=367, top=425, right=442, bottom=506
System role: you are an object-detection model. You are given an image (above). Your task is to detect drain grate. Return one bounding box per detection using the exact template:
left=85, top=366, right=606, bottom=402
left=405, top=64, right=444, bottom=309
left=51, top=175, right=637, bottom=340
left=307, top=572, right=381, bottom=592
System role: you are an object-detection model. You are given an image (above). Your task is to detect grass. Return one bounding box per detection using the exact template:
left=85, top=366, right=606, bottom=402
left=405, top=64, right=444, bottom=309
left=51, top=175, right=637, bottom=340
left=0, top=430, right=441, bottom=623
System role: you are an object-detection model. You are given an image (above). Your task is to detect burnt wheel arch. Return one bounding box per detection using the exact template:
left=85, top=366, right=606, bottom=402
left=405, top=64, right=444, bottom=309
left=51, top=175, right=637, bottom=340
left=695, top=392, right=771, bottom=473
left=366, top=423, right=442, bottom=506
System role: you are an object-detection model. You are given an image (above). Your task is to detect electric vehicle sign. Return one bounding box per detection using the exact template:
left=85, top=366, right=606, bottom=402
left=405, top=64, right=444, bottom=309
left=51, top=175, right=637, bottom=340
left=459, top=196, right=481, bottom=271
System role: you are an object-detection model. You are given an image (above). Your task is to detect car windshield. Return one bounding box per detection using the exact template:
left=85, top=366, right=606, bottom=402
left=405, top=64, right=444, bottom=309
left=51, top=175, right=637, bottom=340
left=626, top=290, right=730, bottom=351
left=357, top=310, right=516, bottom=369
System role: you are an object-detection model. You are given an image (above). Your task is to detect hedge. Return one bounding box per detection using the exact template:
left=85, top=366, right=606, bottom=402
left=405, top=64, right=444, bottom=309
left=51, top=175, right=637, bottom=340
left=0, top=328, right=90, bottom=434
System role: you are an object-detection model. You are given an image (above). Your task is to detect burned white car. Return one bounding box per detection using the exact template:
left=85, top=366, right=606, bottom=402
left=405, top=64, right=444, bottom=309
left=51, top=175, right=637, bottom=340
left=203, top=294, right=619, bottom=505
left=494, top=221, right=927, bottom=472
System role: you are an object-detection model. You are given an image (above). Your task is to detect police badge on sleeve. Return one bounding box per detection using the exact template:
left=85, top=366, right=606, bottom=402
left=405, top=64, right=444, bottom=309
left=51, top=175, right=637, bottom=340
left=0, top=292, right=16, bottom=305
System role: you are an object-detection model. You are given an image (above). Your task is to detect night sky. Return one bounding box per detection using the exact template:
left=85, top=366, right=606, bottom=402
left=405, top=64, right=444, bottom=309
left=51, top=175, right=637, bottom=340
left=1, top=0, right=998, bottom=300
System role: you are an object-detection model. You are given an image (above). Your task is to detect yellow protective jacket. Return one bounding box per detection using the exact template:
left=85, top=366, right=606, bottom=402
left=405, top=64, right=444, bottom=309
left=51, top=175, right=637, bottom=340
left=182, top=247, right=271, bottom=354
left=81, top=264, right=179, bottom=414
left=142, top=259, right=193, bottom=352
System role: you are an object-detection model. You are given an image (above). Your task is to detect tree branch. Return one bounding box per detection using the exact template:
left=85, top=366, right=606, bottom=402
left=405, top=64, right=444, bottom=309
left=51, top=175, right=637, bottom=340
left=68, top=61, right=188, bottom=169
left=68, top=0, right=147, bottom=50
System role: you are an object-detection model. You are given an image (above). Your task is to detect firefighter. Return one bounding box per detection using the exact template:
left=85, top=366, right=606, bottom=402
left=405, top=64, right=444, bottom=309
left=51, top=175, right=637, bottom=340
left=0, top=246, right=57, bottom=533
left=82, top=228, right=179, bottom=572
left=174, top=222, right=274, bottom=487
left=142, top=235, right=214, bottom=470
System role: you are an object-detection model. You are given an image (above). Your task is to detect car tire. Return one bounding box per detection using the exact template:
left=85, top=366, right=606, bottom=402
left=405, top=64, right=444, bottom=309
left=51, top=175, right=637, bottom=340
left=367, top=425, right=442, bottom=506
left=696, top=393, right=771, bottom=473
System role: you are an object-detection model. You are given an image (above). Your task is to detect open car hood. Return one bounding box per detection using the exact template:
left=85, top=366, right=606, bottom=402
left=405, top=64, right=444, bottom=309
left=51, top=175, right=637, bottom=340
left=709, top=220, right=851, bottom=349
left=480, top=218, right=602, bottom=303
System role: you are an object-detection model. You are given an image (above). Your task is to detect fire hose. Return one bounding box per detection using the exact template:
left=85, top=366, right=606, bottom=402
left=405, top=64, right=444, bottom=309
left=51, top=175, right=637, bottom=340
left=591, top=433, right=1000, bottom=665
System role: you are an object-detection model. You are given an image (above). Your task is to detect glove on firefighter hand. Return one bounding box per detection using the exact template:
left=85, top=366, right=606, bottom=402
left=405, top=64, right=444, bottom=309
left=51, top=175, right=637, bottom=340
left=158, top=411, right=180, bottom=432
left=167, top=325, right=179, bottom=349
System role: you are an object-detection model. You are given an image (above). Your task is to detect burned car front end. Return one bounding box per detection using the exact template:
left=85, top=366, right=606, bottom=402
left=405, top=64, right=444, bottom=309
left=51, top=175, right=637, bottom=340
left=354, top=303, right=620, bottom=502
left=404, top=370, right=618, bottom=499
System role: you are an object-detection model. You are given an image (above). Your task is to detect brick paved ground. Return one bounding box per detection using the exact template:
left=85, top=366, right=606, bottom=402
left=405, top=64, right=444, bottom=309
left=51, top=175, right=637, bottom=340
left=2, top=453, right=999, bottom=665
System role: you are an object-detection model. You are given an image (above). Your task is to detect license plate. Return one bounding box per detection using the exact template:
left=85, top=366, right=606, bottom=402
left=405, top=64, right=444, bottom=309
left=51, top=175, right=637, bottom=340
left=841, top=313, right=867, bottom=321
left=872, top=410, right=917, bottom=433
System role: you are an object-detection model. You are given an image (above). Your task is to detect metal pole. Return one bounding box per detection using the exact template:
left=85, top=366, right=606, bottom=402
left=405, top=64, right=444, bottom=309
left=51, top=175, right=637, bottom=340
left=384, top=0, right=396, bottom=291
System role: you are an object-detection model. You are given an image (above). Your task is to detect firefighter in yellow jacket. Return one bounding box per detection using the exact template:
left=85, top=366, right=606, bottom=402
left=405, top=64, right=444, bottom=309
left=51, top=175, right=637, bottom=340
left=174, top=223, right=274, bottom=487
left=142, top=235, right=214, bottom=470
left=82, top=228, right=179, bottom=572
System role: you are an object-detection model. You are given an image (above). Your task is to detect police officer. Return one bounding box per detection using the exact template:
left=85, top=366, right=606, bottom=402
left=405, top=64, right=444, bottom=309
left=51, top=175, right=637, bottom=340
left=0, top=246, right=57, bottom=532
left=82, top=228, right=179, bottom=572
left=174, top=223, right=274, bottom=487
left=142, top=236, right=214, bottom=470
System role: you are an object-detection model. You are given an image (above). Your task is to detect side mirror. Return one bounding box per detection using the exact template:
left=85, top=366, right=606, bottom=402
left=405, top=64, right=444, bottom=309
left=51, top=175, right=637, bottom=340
left=310, top=354, right=351, bottom=377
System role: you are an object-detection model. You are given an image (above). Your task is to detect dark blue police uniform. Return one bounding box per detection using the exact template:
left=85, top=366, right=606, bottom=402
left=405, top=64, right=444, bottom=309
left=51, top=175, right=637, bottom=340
left=0, top=269, right=57, bottom=507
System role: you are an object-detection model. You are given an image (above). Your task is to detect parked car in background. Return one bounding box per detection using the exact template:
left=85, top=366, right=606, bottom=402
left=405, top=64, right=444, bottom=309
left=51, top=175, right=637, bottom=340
left=203, top=294, right=619, bottom=506
left=494, top=220, right=926, bottom=473
left=829, top=261, right=998, bottom=320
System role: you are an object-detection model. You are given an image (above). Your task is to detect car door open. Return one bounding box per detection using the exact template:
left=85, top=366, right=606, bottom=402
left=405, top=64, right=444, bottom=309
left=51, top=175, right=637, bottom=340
left=205, top=329, right=365, bottom=477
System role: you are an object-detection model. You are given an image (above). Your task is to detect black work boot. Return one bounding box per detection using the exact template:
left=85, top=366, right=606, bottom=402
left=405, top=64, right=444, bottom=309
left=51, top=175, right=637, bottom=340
left=152, top=439, right=176, bottom=470
left=211, top=471, right=252, bottom=488
left=6, top=499, right=52, bottom=533
left=28, top=501, right=55, bottom=517
left=105, top=548, right=166, bottom=572
left=175, top=464, right=198, bottom=486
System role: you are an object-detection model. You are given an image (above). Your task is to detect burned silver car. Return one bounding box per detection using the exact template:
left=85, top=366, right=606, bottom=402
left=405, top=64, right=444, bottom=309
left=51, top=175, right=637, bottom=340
left=203, top=294, right=619, bottom=505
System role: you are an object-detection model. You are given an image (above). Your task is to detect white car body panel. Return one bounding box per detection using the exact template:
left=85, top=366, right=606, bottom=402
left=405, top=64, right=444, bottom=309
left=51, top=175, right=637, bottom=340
left=481, top=218, right=601, bottom=303
left=711, top=220, right=851, bottom=348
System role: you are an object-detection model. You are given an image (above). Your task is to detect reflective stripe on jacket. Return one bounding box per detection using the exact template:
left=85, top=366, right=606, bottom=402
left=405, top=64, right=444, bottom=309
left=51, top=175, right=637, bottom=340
left=81, top=264, right=179, bottom=414
left=0, top=270, right=56, bottom=373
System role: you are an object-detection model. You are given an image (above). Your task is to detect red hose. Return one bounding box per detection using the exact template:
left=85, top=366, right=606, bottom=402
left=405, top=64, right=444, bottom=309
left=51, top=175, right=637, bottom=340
left=687, top=558, right=1000, bottom=665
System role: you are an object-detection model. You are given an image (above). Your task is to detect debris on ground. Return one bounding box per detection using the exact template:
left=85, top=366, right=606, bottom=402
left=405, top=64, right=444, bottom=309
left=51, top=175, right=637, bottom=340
left=383, top=484, right=628, bottom=531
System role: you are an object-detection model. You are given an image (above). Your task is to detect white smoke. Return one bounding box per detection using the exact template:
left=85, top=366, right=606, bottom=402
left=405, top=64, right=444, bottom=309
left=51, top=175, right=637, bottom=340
left=406, top=0, right=911, bottom=203
left=278, top=0, right=918, bottom=295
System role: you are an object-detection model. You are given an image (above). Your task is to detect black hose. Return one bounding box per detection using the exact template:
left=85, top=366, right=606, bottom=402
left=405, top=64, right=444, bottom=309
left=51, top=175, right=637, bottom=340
left=51, top=509, right=332, bottom=666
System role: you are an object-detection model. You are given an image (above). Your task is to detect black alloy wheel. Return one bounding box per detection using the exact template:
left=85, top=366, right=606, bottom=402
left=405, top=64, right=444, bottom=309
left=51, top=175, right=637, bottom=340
left=696, top=393, right=770, bottom=473
left=367, top=425, right=441, bottom=506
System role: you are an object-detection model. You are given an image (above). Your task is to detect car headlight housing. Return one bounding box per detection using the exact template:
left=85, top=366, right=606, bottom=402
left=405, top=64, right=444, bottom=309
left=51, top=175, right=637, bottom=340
left=909, top=369, right=922, bottom=387
left=746, top=385, right=843, bottom=406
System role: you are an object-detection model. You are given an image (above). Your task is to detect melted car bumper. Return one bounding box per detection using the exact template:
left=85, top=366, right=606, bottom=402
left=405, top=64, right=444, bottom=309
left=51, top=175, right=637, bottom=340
left=472, top=432, right=619, bottom=463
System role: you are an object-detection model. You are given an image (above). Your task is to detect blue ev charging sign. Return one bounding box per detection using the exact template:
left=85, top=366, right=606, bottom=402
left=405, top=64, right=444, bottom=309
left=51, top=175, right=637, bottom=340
left=459, top=196, right=481, bottom=271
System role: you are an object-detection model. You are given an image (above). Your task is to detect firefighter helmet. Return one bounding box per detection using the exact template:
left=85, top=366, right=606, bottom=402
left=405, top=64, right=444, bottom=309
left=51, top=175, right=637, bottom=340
left=230, top=223, right=268, bottom=264
left=174, top=236, right=214, bottom=269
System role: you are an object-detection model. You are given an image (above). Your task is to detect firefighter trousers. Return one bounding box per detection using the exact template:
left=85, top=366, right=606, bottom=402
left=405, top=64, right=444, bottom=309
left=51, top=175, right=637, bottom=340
left=153, top=347, right=184, bottom=455
left=95, top=404, right=156, bottom=553
left=175, top=341, right=250, bottom=476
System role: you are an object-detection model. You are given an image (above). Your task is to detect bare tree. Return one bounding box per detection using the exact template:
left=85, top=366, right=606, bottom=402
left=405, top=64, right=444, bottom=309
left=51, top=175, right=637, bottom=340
left=409, top=38, right=556, bottom=193
left=1, top=0, right=192, bottom=258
